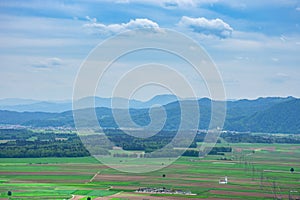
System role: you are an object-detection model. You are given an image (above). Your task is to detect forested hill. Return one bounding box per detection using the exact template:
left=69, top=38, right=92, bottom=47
left=225, top=98, right=300, bottom=133
left=0, top=96, right=299, bottom=134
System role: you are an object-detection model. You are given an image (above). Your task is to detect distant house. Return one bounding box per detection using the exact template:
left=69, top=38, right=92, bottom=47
left=112, top=146, right=122, bottom=150
left=219, top=176, right=228, bottom=184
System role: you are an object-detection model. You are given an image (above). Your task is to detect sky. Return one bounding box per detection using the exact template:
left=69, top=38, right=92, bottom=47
left=0, top=0, right=300, bottom=101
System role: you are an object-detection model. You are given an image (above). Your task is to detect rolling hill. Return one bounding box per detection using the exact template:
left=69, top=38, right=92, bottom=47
left=0, top=96, right=299, bottom=133
left=229, top=98, right=300, bottom=133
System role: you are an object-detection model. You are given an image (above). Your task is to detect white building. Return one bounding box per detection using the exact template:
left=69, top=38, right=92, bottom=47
left=219, top=176, right=228, bottom=184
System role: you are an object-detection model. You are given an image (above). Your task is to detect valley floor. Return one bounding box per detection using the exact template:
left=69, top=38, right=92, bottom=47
left=0, top=143, right=299, bottom=199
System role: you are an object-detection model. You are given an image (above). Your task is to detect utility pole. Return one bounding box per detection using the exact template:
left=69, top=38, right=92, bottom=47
left=272, top=180, right=277, bottom=200
left=252, top=165, right=255, bottom=181
left=260, top=171, right=263, bottom=190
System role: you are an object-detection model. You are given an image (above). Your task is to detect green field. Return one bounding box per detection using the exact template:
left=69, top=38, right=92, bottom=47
left=0, top=143, right=300, bottom=199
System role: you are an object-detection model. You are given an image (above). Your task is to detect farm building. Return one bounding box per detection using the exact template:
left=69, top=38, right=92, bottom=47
left=219, top=176, right=228, bottom=184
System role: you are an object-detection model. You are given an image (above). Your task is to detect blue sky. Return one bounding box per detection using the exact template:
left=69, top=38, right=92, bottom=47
left=0, top=0, right=300, bottom=101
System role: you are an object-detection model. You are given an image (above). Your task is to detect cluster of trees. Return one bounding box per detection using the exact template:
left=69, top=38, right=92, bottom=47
left=141, top=147, right=232, bottom=158
left=105, top=129, right=174, bottom=152
left=0, top=128, right=73, bottom=141
left=2, top=128, right=300, bottom=158
left=0, top=128, right=229, bottom=158
left=208, top=147, right=232, bottom=155
left=221, top=132, right=300, bottom=144
left=1, top=129, right=209, bottom=158
left=182, top=147, right=232, bottom=157
left=0, top=129, right=89, bottom=158
left=103, top=129, right=208, bottom=152
left=0, top=139, right=90, bottom=158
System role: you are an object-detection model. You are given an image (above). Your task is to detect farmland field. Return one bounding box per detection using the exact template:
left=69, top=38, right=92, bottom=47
left=0, top=143, right=300, bottom=200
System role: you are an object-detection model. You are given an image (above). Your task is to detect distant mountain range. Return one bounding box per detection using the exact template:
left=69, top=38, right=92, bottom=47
left=0, top=96, right=299, bottom=134
left=0, top=95, right=179, bottom=112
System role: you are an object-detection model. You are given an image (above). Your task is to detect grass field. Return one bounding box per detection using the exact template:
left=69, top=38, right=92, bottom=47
left=0, top=143, right=300, bottom=199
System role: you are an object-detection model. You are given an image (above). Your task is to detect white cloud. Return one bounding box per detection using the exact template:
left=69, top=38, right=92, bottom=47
left=85, top=15, right=97, bottom=23
left=178, top=16, right=233, bottom=38
left=32, top=57, right=63, bottom=69
left=112, top=0, right=297, bottom=11
left=157, top=0, right=198, bottom=8
left=114, top=0, right=219, bottom=9
left=83, top=18, right=160, bottom=36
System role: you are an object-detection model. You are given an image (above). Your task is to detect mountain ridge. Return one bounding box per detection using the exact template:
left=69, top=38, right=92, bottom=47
left=0, top=96, right=298, bottom=134
left=0, top=94, right=180, bottom=112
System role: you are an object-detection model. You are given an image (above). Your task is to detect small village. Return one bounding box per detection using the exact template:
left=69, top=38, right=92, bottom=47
left=136, top=187, right=193, bottom=195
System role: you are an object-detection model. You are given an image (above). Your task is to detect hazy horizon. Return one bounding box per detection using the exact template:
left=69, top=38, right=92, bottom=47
left=0, top=94, right=297, bottom=103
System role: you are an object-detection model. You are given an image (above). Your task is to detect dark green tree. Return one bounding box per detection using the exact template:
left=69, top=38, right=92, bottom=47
left=7, top=191, right=12, bottom=196
left=290, top=167, right=295, bottom=173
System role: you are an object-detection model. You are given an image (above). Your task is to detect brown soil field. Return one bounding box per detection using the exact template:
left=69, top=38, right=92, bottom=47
left=0, top=171, right=94, bottom=175
left=97, top=192, right=194, bottom=200
left=70, top=195, right=85, bottom=200
left=111, top=185, right=139, bottom=190
left=93, top=174, right=148, bottom=181
left=9, top=179, right=89, bottom=183
left=210, top=190, right=289, bottom=199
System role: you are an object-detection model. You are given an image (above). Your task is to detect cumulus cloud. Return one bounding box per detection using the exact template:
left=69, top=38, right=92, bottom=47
left=83, top=18, right=160, bottom=36
left=32, top=57, right=62, bottom=69
left=178, top=16, right=233, bottom=38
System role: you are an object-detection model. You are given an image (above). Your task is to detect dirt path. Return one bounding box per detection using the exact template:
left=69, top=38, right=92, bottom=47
left=89, top=171, right=100, bottom=183
left=263, top=169, right=300, bottom=173
left=70, top=195, right=85, bottom=200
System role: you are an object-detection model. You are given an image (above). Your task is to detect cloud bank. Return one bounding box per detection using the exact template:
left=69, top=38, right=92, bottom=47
left=32, top=57, right=62, bottom=69
left=178, top=16, right=233, bottom=38
left=84, top=18, right=160, bottom=36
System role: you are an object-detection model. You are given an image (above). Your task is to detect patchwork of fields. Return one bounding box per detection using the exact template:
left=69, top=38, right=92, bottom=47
left=0, top=143, right=300, bottom=199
